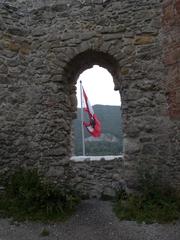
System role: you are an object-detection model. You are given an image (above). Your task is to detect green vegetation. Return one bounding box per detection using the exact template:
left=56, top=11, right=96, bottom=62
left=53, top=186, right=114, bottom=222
left=73, top=105, right=123, bottom=155
left=40, top=228, right=50, bottom=237
left=75, top=141, right=122, bottom=156
left=114, top=172, right=180, bottom=223
left=0, top=169, right=80, bottom=222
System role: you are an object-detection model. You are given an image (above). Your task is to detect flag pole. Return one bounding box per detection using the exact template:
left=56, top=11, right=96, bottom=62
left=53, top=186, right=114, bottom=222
left=80, top=81, right=86, bottom=156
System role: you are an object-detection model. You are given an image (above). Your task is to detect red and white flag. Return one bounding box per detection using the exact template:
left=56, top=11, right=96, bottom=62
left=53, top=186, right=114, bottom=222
left=82, top=87, right=101, bottom=137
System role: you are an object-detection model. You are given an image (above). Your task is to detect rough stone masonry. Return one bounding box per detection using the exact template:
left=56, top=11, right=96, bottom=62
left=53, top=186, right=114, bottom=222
left=0, top=0, right=179, bottom=197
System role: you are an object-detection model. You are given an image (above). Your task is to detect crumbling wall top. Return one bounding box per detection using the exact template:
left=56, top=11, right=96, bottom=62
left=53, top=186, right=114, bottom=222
left=1, top=0, right=112, bottom=12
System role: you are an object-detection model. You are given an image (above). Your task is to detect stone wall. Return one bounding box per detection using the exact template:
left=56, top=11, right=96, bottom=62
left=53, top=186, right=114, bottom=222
left=161, top=0, right=180, bottom=190
left=69, top=157, right=125, bottom=199
left=0, top=0, right=179, bottom=192
left=0, top=2, right=31, bottom=176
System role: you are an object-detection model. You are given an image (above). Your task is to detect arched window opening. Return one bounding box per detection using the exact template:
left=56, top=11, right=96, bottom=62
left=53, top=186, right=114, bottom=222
left=72, top=65, right=123, bottom=157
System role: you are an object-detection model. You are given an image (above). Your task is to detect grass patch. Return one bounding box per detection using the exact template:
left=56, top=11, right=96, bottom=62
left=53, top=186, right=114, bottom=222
left=0, top=168, right=80, bottom=222
left=40, top=228, right=50, bottom=237
left=114, top=173, right=180, bottom=223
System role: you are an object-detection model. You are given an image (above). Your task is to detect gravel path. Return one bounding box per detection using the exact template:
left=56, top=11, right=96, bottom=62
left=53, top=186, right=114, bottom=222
left=0, top=200, right=179, bottom=240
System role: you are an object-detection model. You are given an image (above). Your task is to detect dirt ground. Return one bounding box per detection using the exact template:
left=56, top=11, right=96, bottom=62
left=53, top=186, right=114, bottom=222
left=0, top=200, right=179, bottom=240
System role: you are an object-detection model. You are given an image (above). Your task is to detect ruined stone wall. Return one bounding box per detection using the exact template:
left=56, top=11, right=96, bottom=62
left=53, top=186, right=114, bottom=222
left=0, top=0, right=179, bottom=192
left=70, top=157, right=125, bottom=199
left=0, top=2, right=31, bottom=176
left=161, top=0, right=180, bottom=190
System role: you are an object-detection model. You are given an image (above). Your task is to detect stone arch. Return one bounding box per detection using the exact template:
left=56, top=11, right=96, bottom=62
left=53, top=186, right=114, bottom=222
left=64, top=50, right=119, bottom=83
left=62, top=49, right=121, bottom=115
left=62, top=49, right=122, bottom=157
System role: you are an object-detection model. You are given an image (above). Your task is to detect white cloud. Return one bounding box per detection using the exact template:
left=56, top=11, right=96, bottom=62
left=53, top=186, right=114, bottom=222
left=76, top=65, right=121, bottom=108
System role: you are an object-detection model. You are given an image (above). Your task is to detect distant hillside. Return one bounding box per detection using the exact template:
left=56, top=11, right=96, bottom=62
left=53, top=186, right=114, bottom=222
left=73, top=105, right=123, bottom=156
left=85, top=133, right=119, bottom=143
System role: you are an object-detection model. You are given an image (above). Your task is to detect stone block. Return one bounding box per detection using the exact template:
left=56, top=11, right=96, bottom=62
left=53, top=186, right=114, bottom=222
left=7, top=27, right=28, bottom=37
left=102, top=187, right=116, bottom=200
left=112, top=173, right=121, bottom=181
left=176, top=89, right=180, bottom=104
left=162, top=3, right=174, bottom=25
left=47, top=166, right=64, bottom=177
left=164, top=51, right=177, bottom=65
left=0, top=64, right=8, bottom=74
left=120, top=67, right=129, bottom=76
left=134, top=34, right=155, bottom=45
left=163, top=0, right=173, bottom=8
left=141, top=144, right=158, bottom=155
left=124, top=138, right=140, bottom=154
left=175, top=0, right=180, bottom=15
left=7, top=41, right=20, bottom=52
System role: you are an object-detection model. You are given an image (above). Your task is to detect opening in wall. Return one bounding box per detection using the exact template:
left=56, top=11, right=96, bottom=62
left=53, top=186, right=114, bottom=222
left=72, top=65, right=123, bottom=157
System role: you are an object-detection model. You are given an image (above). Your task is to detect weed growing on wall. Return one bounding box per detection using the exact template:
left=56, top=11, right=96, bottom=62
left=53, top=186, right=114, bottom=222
left=0, top=168, right=80, bottom=221
left=40, top=228, right=50, bottom=237
left=114, top=170, right=180, bottom=223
